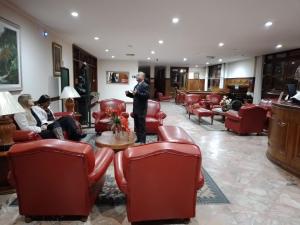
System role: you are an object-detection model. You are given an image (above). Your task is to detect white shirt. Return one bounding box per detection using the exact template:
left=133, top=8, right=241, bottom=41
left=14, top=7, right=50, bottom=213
left=14, top=108, right=42, bottom=133
left=32, top=105, right=51, bottom=125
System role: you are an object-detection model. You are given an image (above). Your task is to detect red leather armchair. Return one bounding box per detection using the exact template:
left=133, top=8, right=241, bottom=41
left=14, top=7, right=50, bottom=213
left=225, top=105, right=267, bottom=135
left=184, top=94, right=201, bottom=113
left=131, top=100, right=167, bottom=134
left=175, top=91, right=186, bottom=105
left=200, top=94, right=222, bottom=109
left=114, top=142, right=204, bottom=222
left=157, top=92, right=172, bottom=101
left=92, top=99, right=129, bottom=133
left=8, top=139, right=114, bottom=221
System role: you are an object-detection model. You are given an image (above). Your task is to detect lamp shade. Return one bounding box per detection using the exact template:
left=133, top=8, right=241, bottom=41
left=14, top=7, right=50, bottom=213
left=0, top=91, right=25, bottom=116
left=60, top=86, right=80, bottom=99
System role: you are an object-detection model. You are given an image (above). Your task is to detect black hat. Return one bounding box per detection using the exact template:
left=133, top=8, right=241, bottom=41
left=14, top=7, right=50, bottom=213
left=37, top=95, right=50, bottom=104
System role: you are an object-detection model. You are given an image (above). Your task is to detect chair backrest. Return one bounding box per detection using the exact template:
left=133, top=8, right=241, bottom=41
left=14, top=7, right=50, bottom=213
left=100, top=98, right=126, bottom=113
left=123, top=142, right=201, bottom=220
left=238, top=105, right=267, bottom=128
left=184, top=94, right=200, bottom=105
left=206, top=94, right=222, bottom=105
left=8, top=139, right=94, bottom=215
left=147, top=100, right=160, bottom=117
left=157, top=92, right=163, bottom=97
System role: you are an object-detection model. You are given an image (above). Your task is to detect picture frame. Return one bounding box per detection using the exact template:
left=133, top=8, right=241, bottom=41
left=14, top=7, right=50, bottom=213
left=0, top=17, right=22, bottom=91
left=52, top=42, right=62, bottom=76
left=106, top=71, right=129, bottom=84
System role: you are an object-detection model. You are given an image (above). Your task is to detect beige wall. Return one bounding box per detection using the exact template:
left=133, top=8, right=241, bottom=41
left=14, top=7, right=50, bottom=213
left=0, top=1, right=73, bottom=111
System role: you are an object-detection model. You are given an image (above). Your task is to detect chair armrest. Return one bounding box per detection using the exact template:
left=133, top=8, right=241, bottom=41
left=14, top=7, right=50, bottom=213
left=156, top=111, right=167, bottom=119
left=114, top=151, right=128, bottom=194
left=225, top=111, right=241, bottom=121
left=13, top=130, right=41, bottom=143
left=197, top=170, right=205, bottom=189
left=53, top=112, right=73, bottom=118
left=88, top=147, right=114, bottom=186
left=212, top=105, right=221, bottom=109
left=92, top=111, right=106, bottom=121
left=121, top=112, right=129, bottom=119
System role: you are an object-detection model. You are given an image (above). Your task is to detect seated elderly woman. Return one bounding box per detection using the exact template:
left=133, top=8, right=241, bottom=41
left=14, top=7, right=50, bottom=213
left=14, top=94, right=85, bottom=141
left=33, top=94, right=86, bottom=140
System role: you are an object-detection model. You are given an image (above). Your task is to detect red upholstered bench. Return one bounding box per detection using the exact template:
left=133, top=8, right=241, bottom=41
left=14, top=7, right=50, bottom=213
left=158, top=126, right=195, bottom=144
left=190, top=108, right=214, bottom=125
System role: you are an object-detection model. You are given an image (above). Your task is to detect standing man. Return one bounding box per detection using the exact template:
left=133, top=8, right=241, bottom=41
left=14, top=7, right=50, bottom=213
left=125, top=72, right=149, bottom=143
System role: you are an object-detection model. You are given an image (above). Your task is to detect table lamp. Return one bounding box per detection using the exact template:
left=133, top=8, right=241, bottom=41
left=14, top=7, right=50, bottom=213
left=0, top=91, right=25, bottom=146
left=60, top=86, right=80, bottom=112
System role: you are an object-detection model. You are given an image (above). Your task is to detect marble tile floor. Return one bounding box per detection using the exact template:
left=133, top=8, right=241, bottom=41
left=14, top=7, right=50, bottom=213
left=1, top=101, right=300, bottom=225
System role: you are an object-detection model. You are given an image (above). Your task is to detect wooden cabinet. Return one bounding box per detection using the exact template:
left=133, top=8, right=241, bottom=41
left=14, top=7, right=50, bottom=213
left=267, top=102, right=300, bottom=176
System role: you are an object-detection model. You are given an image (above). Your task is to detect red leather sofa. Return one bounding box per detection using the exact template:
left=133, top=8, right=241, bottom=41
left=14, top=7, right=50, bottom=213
left=92, top=98, right=129, bottom=133
left=131, top=100, right=166, bottom=134
left=225, top=105, right=267, bottom=135
left=8, top=139, right=114, bottom=222
left=114, top=142, right=204, bottom=222
left=157, top=92, right=172, bottom=101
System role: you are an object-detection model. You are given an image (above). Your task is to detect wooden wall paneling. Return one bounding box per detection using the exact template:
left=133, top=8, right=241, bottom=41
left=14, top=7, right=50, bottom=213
left=165, top=78, right=173, bottom=97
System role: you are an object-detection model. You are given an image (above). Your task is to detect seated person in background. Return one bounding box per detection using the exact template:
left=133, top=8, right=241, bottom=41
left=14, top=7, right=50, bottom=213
left=33, top=94, right=86, bottom=141
left=14, top=94, right=65, bottom=140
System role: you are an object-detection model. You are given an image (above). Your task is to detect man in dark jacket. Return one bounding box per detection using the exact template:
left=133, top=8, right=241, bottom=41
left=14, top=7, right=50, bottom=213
left=125, top=72, right=149, bottom=143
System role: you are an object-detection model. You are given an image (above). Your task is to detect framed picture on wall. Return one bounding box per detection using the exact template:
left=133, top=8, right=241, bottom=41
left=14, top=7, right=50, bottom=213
left=52, top=42, right=62, bottom=76
left=0, top=17, right=22, bottom=91
left=106, top=71, right=129, bottom=84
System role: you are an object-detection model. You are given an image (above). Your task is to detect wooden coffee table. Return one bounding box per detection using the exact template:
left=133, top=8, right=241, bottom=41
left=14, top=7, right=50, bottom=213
left=95, top=131, right=137, bottom=151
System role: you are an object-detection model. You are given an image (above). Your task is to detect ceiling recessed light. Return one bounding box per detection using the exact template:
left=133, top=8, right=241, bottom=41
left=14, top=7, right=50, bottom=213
left=111, top=55, right=115, bottom=58
left=71, top=11, right=79, bottom=17
left=218, top=42, right=224, bottom=47
left=43, top=31, right=48, bottom=37
left=276, top=44, right=283, bottom=49
left=147, top=57, right=151, bottom=60
left=172, top=17, right=179, bottom=24
left=158, top=40, right=164, bottom=44
left=105, top=49, right=109, bottom=52
left=151, top=50, right=155, bottom=54
left=206, top=62, right=210, bottom=65
left=183, top=58, right=188, bottom=61
left=265, top=21, right=273, bottom=27
left=94, top=37, right=99, bottom=40
left=218, top=58, right=223, bottom=62
left=195, top=65, right=199, bottom=68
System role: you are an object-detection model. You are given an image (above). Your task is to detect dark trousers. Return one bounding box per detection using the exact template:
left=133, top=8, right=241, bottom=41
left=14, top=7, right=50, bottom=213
left=133, top=113, right=146, bottom=143
left=45, top=116, right=81, bottom=141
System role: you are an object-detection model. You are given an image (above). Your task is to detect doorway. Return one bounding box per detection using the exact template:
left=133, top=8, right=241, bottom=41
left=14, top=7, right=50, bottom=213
left=154, top=66, right=166, bottom=97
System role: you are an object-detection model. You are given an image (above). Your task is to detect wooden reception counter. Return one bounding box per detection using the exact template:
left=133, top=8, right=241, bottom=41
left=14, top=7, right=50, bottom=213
left=267, top=102, right=300, bottom=177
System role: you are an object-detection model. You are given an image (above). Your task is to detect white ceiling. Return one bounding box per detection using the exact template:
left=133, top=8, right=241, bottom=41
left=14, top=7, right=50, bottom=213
left=7, top=0, right=300, bottom=66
